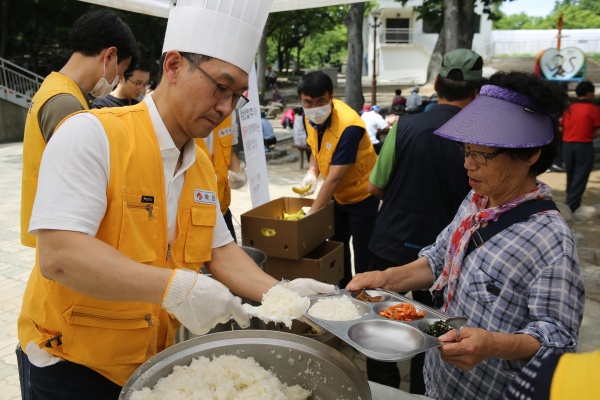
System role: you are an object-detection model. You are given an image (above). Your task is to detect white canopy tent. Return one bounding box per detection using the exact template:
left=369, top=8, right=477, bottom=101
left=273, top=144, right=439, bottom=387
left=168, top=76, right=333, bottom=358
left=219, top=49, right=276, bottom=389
left=77, top=0, right=365, bottom=18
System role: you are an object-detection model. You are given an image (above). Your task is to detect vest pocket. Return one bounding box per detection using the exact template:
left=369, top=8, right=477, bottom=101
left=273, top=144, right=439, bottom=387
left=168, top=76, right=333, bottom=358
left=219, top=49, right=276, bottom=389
left=61, top=305, right=156, bottom=366
left=119, top=192, right=159, bottom=262
left=184, top=204, right=216, bottom=263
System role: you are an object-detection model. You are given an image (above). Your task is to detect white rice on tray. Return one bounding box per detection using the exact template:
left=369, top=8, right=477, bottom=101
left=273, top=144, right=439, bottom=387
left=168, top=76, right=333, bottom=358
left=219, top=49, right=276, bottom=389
left=242, top=284, right=310, bottom=328
left=307, top=296, right=361, bottom=321
left=130, top=354, right=311, bottom=400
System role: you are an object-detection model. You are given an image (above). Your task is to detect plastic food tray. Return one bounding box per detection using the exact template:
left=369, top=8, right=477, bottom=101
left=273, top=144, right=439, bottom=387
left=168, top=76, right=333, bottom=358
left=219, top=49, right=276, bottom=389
left=302, top=289, right=448, bottom=362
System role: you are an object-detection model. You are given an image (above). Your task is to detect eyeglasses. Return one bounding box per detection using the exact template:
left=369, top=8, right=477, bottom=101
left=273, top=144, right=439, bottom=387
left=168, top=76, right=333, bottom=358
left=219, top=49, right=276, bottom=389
left=456, top=144, right=504, bottom=165
left=182, top=54, right=249, bottom=110
left=127, top=79, right=150, bottom=89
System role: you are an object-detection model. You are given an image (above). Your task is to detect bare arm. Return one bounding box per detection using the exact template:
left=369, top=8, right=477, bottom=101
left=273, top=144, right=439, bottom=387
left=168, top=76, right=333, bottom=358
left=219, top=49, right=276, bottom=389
left=368, top=181, right=385, bottom=200
left=346, top=256, right=434, bottom=292
left=309, top=164, right=350, bottom=213
left=37, top=230, right=171, bottom=304
left=205, top=242, right=278, bottom=302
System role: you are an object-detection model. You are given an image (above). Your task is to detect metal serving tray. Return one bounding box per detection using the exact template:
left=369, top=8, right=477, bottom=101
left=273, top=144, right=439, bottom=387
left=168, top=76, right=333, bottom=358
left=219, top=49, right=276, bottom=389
left=302, top=289, right=449, bottom=362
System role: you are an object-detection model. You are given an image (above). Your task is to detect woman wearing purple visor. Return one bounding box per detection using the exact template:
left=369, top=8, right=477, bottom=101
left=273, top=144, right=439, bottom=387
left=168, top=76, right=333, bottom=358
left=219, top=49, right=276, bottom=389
left=347, top=71, right=585, bottom=400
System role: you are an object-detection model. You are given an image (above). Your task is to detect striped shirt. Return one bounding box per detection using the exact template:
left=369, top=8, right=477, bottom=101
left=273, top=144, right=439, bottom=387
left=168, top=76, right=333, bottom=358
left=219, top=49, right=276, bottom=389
left=419, top=190, right=585, bottom=400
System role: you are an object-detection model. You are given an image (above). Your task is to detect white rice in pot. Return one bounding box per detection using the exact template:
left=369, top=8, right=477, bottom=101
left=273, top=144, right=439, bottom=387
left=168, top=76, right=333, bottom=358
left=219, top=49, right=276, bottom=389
left=129, top=354, right=311, bottom=400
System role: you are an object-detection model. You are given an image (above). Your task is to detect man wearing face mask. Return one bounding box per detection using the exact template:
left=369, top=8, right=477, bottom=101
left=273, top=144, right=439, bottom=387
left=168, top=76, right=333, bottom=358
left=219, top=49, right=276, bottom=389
left=20, top=9, right=138, bottom=249
left=297, top=71, right=379, bottom=287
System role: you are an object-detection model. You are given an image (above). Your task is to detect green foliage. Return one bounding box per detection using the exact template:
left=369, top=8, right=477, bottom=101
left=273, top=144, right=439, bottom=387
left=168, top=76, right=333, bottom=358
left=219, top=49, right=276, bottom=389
left=589, top=53, right=600, bottom=64
left=494, top=0, right=600, bottom=30
left=298, top=25, right=348, bottom=69
left=265, top=5, right=349, bottom=72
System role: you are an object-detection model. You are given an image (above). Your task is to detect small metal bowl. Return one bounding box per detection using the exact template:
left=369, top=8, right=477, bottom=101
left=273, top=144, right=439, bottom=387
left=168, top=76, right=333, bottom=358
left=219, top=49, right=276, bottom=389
left=350, top=289, right=393, bottom=302
left=348, top=320, right=426, bottom=356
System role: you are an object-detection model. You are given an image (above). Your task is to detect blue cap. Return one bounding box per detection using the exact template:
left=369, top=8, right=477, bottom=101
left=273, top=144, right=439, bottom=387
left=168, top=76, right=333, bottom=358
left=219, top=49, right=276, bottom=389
left=370, top=105, right=381, bottom=112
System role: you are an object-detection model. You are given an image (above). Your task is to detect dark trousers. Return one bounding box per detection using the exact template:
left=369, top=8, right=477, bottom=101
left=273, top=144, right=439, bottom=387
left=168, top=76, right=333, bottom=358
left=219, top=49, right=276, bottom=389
left=223, top=207, right=237, bottom=242
left=331, top=195, right=379, bottom=288
left=365, top=253, right=433, bottom=394
left=563, top=142, right=594, bottom=212
left=16, top=346, right=122, bottom=400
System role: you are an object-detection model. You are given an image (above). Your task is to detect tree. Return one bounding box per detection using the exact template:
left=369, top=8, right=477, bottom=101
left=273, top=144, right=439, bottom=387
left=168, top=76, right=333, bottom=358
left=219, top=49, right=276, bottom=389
left=344, top=2, right=365, bottom=112
left=493, top=0, right=600, bottom=30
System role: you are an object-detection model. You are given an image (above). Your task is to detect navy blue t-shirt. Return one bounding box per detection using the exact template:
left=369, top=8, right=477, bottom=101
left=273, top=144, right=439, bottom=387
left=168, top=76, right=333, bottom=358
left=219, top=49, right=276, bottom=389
left=310, top=116, right=364, bottom=165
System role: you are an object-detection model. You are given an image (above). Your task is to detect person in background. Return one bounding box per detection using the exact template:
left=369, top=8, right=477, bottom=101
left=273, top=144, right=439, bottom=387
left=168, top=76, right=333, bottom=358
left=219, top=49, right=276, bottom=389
left=17, top=2, right=336, bottom=399
left=296, top=70, right=379, bottom=287
left=265, top=64, right=276, bottom=88
left=406, top=85, right=423, bottom=114
left=360, top=105, right=390, bottom=154
left=280, top=107, right=295, bottom=130
left=348, top=71, right=584, bottom=400
left=20, top=9, right=138, bottom=249
left=271, top=84, right=284, bottom=103
left=92, top=61, right=151, bottom=108
left=196, top=113, right=246, bottom=242
left=292, top=107, right=311, bottom=163
left=561, top=80, right=600, bottom=213
left=261, top=110, right=277, bottom=149
left=366, top=49, right=485, bottom=394
left=391, top=88, right=406, bottom=113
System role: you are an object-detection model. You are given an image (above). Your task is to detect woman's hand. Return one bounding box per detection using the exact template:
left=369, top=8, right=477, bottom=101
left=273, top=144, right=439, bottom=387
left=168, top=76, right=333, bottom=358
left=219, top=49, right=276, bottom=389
left=346, top=270, right=388, bottom=291
left=437, top=327, right=497, bottom=371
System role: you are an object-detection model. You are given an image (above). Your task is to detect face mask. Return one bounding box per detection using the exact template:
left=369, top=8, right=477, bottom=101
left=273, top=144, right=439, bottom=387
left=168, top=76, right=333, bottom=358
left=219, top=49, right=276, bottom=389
left=304, top=103, right=331, bottom=125
left=90, top=58, right=120, bottom=98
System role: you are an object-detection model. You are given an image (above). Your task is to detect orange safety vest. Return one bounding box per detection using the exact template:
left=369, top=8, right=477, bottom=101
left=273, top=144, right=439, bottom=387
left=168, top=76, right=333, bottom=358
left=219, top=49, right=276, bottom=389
left=18, top=102, right=218, bottom=386
left=21, top=72, right=89, bottom=247
left=195, top=115, right=234, bottom=215
left=305, top=98, right=376, bottom=204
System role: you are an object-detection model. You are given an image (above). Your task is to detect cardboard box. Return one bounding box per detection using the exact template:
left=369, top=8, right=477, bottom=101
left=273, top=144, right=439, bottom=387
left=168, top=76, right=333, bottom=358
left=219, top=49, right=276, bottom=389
left=263, top=241, right=344, bottom=284
left=241, top=197, right=334, bottom=260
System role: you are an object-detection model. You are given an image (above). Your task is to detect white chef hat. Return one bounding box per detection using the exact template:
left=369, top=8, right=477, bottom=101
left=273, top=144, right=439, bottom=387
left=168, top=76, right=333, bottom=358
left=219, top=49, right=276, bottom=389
left=162, top=0, right=273, bottom=74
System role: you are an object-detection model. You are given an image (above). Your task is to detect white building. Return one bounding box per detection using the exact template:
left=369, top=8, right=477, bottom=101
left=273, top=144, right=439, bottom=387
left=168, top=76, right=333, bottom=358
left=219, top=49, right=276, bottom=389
left=363, top=0, right=493, bottom=85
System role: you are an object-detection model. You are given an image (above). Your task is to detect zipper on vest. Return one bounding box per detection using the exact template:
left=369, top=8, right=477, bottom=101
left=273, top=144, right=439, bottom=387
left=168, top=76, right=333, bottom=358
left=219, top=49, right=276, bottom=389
left=70, top=310, right=156, bottom=327
left=166, top=243, right=171, bottom=261
left=146, top=204, right=153, bottom=218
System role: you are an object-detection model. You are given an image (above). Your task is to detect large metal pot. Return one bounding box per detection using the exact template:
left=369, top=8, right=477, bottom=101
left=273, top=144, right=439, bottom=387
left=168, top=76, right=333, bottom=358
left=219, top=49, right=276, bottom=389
left=119, top=330, right=371, bottom=399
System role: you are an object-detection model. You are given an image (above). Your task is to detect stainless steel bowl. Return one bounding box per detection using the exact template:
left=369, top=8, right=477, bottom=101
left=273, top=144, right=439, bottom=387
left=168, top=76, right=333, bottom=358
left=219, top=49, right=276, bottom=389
left=119, top=330, right=372, bottom=399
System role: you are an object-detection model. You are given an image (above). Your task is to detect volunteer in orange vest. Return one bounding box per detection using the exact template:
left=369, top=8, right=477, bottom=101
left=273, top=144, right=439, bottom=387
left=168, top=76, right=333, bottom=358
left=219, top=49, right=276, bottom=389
left=20, top=9, right=138, bottom=248
left=196, top=113, right=247, bottom=241
left=296, top=70, right=379, bottom=287
left=17, top=2, right=336, bottom=399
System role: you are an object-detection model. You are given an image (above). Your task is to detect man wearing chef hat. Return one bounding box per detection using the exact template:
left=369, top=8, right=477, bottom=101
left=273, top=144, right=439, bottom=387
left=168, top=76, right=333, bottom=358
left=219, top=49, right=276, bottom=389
left=17, top=1, right=336, bottom=398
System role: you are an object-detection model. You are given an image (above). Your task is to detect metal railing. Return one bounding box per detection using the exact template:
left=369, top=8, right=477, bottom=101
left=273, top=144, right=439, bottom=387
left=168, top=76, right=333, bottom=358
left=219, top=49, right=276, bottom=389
left=0, top=57, right=44, bottom=108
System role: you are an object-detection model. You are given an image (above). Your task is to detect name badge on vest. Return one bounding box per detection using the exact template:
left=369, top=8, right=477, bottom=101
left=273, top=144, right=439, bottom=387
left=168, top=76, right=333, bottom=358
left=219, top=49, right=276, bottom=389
left=218, top=127, right=233, bottom=138
left=194, top=189, right=217, bottom=205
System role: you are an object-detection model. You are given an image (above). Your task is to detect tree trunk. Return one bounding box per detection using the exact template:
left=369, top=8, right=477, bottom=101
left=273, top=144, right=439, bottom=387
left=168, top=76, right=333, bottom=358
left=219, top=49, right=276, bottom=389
left=444, top=0, right=475, bottom=52
left=426, top=27, right=445, bottom=84
left=444, top=0, right=460, bottom=52
left=344, top=2, right=365, bottom=113
left=257, top=33, right=268, bottom=104
left=458, top=0, right=475, bottom=48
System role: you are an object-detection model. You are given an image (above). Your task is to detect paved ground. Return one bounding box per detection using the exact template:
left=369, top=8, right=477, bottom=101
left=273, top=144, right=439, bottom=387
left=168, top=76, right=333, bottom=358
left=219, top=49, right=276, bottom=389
left=1, top=122, right=600, bottom=398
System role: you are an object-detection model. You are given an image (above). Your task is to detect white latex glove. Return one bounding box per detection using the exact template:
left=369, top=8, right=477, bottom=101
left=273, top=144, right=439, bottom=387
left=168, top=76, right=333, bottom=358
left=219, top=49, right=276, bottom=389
left=283, top=278, right=340, bottom=297
left=300, top=172, right=318, bottom=196
left=228, top=162, right=247, bottom=190
left=162, top=269, right=250, bottom=335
